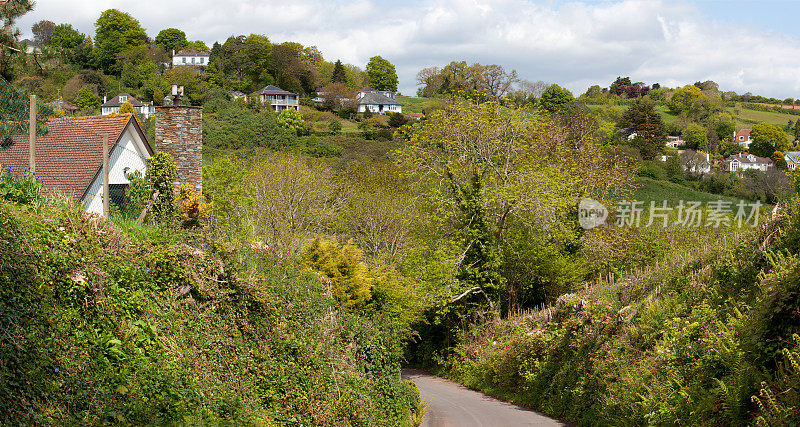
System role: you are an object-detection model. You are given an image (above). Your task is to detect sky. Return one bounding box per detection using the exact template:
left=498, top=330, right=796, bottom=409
left=16, top=0, right=800, bottom=98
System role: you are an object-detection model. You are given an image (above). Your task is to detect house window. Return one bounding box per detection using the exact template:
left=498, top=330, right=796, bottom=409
left=182, top=57, right=186, bottom=63
left=109, top=184, right=128, bottom=210
left=739, top=136, right=743, bottom=141
left=192, top=57, right=195, bottom=64
left=119, top=95, right=127, bottom=102
left=200, top=57, right=204, bottom=64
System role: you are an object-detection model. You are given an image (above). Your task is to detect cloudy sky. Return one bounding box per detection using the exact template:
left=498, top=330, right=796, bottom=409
left=17, top=0, right=800, bottom=98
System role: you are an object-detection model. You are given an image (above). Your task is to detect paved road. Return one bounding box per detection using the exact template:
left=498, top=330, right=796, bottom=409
left=402, top=368, right=567, bottom=427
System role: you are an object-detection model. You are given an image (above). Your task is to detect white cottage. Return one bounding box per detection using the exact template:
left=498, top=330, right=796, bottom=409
left=356, top=87, right=402, bottom=114
left=0, top=114, right=154, bottom=215
left=102, top=93, right=156, bottom=119
left=255, top=85, right=300, bottom=112
left=172, top=51, right=210, bottom=67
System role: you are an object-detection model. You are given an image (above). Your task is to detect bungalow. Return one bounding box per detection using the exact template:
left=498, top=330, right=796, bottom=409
left=255, top=85, right=299, bottom=112
left=666, top=136, right=684, bottom=149
left=0, top=114, right=153, bottom=215
left=172, top=51, right=210, bottom=67
left=102, top=93, right=156, bottom=119
left=681, top=150, right=711, bottom=175
left=734, top=129, right=753, bottom=148
left=722, top=153, right=773, bottom=173
left=784, top=151, right=800, bottom=170
left=50, top=97, right=79, bottom=116
left=356, top=87, right=402, bottom=114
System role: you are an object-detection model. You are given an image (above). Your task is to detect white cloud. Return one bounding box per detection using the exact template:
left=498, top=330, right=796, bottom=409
left=15, top=0, right=800, bottom=97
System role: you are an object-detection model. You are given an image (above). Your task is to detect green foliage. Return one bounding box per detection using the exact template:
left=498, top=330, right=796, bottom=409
left=683, top=122, right=709, bottom=150
left=539, top=84, right=574, bottom=113
left=327, top=117, right=342, bottom=135
left=154, top=28, right=187, bottom=52
left=750, top=122, right=790, bottom=158
left=73, top=86, right=100, bottom=109
left=276, top=109, right=306, bottom=134
left=302, top=237, right=373, bottom=310
left=118, top=101, right=136, bottom=114
left=0, top=165, right=40, bottom=203
left=331, top=59, right=347, bottom=83
left=388, top=112, right=409, bottom=128
left=358, top=120, right=377, bottom=140
left=619, top=99, right=667, bottom=160
left=669, top=84, right=704, bottom=114
left=203, top=99, right=297, bottom=150
left=144, top=152, right=177, bottom=222
left=94, top=9, right=149, bottom=74
left=366, top=56, right=398, bottom=92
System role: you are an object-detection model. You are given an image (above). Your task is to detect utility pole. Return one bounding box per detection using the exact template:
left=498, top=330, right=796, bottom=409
left=29, top=94, right=36, bottom=173
left=102, top=134, right=109, bottom=217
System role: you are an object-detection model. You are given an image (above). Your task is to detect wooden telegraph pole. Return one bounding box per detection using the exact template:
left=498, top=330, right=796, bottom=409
left=29, top=94, right=36, bottom=173
left=102, top=134, right=110, bottom=217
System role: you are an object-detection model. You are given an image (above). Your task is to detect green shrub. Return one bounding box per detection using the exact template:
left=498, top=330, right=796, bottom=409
left=0, top=166, right=41, bottom=204
left=144, top=152, right=177, bottom=222
left=302, top=237, right=373, bottom=310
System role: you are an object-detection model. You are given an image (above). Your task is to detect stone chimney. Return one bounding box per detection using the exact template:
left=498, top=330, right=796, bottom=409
left=154, top=105, right=203, bottom=192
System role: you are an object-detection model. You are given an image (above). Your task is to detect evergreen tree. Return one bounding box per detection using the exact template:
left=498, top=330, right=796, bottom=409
left=618, top=99, right=667, bottom=160
left=331, top=59, right=346, bottom=83
left=0, top=0, right=33, bottom=80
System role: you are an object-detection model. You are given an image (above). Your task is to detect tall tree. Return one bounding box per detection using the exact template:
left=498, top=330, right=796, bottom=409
left=94, top=9, right=149, bottom=74
left=154, top=28, right=187, bottom=52
left=366, top=55, right=398, bottom=92
left=539, top=84, right=574, bottom=113
left=31, top=20, right=55, bottom=46
left=331, top=59, right=346, bottom=83
left=0, top=0, right=33, bottom=80
left=750, top=122, right=790, bottom=158
left=618, top=99, right=667, bottom=160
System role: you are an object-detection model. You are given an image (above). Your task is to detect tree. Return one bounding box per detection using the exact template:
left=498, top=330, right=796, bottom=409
left=539, top=84, right=574, bottom=113
left=750, top=122, right=790, bottom=158
left=302, top=237, right=372, bottom=310
left=0, top=0, right=33, bottom=80
left=609, top=76, right=631, bottom=96
left=668, top=85, right=703, bottom=114
left=155, top=28, right=187, bottom=52
left=118, top=102, right=136, bottom=114
left=682, top=122, right=708, bottom=151
left=50, top=23, right=85, bottom=51
left=618, top=99, right=667, bottom=160
left=794, top=120, right=800, bottom=140
left=31, top=20, right=55, bottom=46
left=74, top=86, right=101, bottom=109
left=331, top=59, right=346, bottom=83
left=94, top=9, right=149, bottom=74
left=366, top=56, right=398, bottom=92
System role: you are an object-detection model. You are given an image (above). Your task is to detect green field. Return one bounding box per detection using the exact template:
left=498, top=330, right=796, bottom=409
left=633, top=176, right=744, bottom=206
left=396, top=95, right=445, bottom=114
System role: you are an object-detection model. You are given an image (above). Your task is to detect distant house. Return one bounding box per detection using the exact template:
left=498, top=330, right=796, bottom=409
left=50, top=97, right=79, bottom=116
left=101, top=93, right=155, bottom=119
left=0, top=114, right=153, bottom=215
left=255, top=85, right=299, bottom=112
left=784, top=151, right=800, bottom=170
left=666, top=136, right=684, bottom=149
left=681, top=150, right=711, bottom=175
left=20, top=39, right=41, bottom=54
left=723, top=153, right=773, bottom=172
left=228, top=91, right=248, bottom=102
left=356, top=87, right=402, bottom=114
left=172, top=51, right=210, bottom=67
left=734, top=129, right=753, bottom=148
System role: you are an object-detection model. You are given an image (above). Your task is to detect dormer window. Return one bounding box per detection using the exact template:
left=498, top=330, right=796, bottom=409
left=119, top=95, right=127, bottom=102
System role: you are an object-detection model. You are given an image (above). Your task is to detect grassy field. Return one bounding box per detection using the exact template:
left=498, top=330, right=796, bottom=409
left=632, top=176, right=744, bottom=205
left=396, top=95, right=445, bottom=114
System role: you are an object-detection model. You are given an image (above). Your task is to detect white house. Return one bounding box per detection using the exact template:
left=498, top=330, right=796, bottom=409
left=784, top=151, right=800, bottom=170
left=723, top=153, right=773, bottom=172
left=666, top=136, right=684, bottom=149
left=0, top=115, right=153, bottom=216
left=681, top=150, right=711, bottom=175
left=172, top=51, right=210, bottom=67
left=734, top=129, right=753, bottom=148
left=102, top=93, right=156, bottom=119
left=255, top=85, right=299, bottom=112
left=356, top=87, right=402, bottom=114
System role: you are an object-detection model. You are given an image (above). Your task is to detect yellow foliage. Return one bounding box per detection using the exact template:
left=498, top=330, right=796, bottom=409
left=118, top=102, right=136, bottom=114
left=302, top=237, right=372, bottom=310
left=178, top=183, right=211, bottom=227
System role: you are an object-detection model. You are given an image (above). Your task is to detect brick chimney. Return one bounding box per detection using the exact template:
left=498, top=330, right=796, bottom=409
left=154, top=104, right=203, bottom=192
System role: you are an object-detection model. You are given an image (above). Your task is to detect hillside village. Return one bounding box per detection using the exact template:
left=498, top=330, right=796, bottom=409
left=2, top=3, right=800, bottom=426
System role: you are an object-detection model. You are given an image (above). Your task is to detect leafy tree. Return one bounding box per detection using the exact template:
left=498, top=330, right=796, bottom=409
left=154, top=28, right=187, bottom=52
left=388, top=112, right=408, bottom=128
left=682, top=122, right=708, bottom=151
left=583, top=85, right=602, bottom=98
left=331, top=59, right=346, bottom=83
left=668, top=84, right=703, bottom=114
left=94, top=9, right=149, bottom=74
left=50, top=23, right=84, bottom=50
left=366, top=56, right=398, bottom=92
left=276, top=109, right=305, bottom=134
left=31, top=20, right=55, bottom=46
left=327, top=118, right=341, bottom=135
left=774, top=151, right=789, bottom=170
left=795, top=120, right=800, bottom=140
left=750, top=122, right=790, bottom=158
left=618, top=99, right=667, bottom=160
left=609, top=76, right=631, bottom=96
left=73, top=86, right=101, bottom=109
left=118, top=102, right=136, bottom=114
left=302, top=237, right=373, bottom=310
left=539, top=84, right=574, bottom=113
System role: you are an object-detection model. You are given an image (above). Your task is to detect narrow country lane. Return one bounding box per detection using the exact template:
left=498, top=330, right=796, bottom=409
left=402, top=369, right=568, bottom=427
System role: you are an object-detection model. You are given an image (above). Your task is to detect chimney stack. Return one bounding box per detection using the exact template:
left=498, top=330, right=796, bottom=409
left=154, top=99, right=202, bottom=193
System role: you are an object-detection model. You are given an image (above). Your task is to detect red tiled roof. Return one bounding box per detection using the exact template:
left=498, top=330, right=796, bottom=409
left=102, top=93, right=143, bottom=108
left=735, top=128, right=751, bottom=138
left=0, top=114, right=151, bottom=203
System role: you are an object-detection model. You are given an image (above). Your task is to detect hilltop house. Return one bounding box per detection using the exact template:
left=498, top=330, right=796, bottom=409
left=356, top=87, right=402, bottom=114
left=722, top=153, right=773, bottom=172
left=50, top=97, right=79, bottom=116
left=255, top=85, right=299, bottom=112
left=0, top=115, right=153, bottom=215
left=172, top=51, right=210, bottom=67
left=734, top=129, right=753, bottom=148
left=784, top=151, right=800, bottom=170
left=102, top=93, right=156, bottom=119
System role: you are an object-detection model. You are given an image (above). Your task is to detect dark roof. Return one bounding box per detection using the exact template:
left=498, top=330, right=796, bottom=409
left=256, top=85, right=297, bottom=96
left=0, top=114, right=152, bottom=203
left=102, top=93, right=143, bottom=108
left=725, top=153, right=772, bottom=165
left=360, top=86, right=375, bottom=92
left=173, top=52, right=210, bottom=57
left=50, top=97, right=79, bottom=111
left=357, top=92, right=403, bottom=106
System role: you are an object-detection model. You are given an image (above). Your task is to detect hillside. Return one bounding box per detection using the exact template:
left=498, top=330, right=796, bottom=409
left=0, top=198, right=420, bottom=425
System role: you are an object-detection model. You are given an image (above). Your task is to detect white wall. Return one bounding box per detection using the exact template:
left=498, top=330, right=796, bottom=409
left=357, top=104, right=402, bottom=114
left=172, top=55, right=209, bottom=66
left=82, top=125, right=151, bottom=215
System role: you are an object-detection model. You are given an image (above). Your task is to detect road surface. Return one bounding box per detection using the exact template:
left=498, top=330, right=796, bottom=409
left=402, top=368, right=568, bottom=426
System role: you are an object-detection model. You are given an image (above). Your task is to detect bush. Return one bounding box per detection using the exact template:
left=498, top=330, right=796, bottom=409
left=338, top=107, right=356, bottom=120
left=327, top=118, right=342, bottom=135
left=0, top=166, right=41, bottom=204
left=637, top=161, right=666, bottom=180
left=359, top=121, right=377, bottom=140
left=302, top=237, right=373, bottom=310
left=144, top=152, right=177, bottom=222
left=203, top=100, right=298, bottom=150
left=388, top=112, right=408, bottom=128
